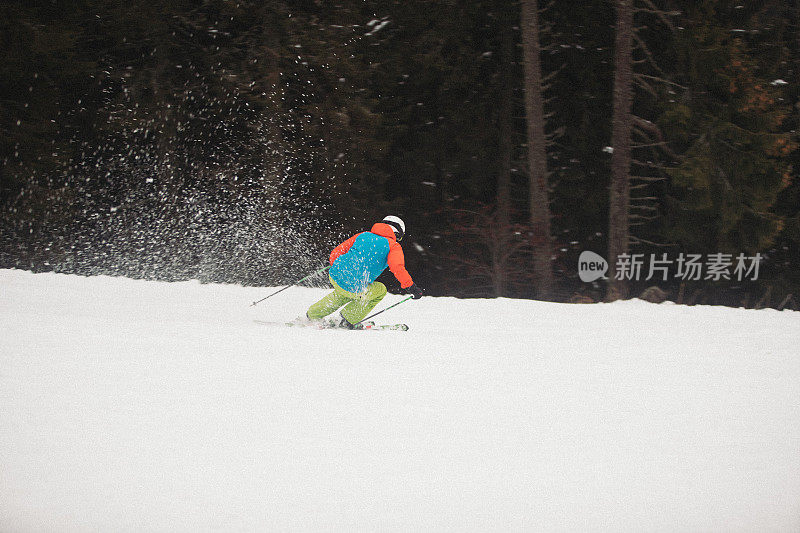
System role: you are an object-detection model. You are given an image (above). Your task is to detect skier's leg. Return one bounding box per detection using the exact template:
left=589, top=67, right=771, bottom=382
left=339, top=282, right=387, bottom=325
left=306, top=289, right=350, bottom=320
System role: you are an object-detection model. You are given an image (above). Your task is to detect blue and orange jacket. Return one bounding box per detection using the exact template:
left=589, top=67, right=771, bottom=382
left=329, top=222, right=413, bottom=294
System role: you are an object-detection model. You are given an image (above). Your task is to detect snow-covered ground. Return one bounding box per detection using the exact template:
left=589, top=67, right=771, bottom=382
left=1, top=268, right=799, bottom=532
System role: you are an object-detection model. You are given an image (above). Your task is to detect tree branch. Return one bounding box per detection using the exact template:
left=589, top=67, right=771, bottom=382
left=632, top=159, right=671, bottom=169
left=632, top=116, right=682, bottom=160
left=632, top=31, right=667, bottom=77
left=630, top=175, right=667, bottom=182
left=542, top=64, right=565, bottom=84
left=635, top=0, right=678, bottom=32
left=629, top=235, right=671, bottom=247
left=634, top=73, right=659, bottom=98
left=633, top=141, right=671, bottom=148
left=635, top=72, right=686, bottom=89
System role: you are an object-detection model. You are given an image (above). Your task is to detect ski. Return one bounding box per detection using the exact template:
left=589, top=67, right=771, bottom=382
left=362, top=323, right=409, bottom=331
left=254, top=320, right=408, bottom=331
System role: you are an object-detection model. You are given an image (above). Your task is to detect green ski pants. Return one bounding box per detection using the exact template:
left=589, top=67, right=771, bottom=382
left=307, top=276, right=387, bottom=325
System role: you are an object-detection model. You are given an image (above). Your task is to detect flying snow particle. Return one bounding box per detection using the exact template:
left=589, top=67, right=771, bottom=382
left=771, top=79, right=788, bottom=86
left=603, top=146, right=614, bottom=154
left=365, top=20, right=390, bottom=36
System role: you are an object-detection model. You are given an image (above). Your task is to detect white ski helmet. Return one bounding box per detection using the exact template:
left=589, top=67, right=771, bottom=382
left=382, top=215, right=405, bottom=241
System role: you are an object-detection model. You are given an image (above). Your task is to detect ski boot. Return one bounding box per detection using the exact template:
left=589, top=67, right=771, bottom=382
left=336, top=314, right=375, bottom=330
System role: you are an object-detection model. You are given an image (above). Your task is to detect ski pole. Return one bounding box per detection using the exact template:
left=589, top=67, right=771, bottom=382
left=250, top=265, right=331, bottom=307
left=356, top=295, right=414, bottom=325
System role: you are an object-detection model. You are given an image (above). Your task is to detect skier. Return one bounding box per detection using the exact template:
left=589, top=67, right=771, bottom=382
left=303, top=215, right=423, bottom=329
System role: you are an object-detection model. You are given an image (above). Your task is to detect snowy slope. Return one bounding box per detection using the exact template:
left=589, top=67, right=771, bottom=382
left=1, top=268, right=799, bottom=532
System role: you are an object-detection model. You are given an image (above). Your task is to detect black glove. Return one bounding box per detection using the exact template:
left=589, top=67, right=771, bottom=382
left=404, top=283, right=423, bottom=299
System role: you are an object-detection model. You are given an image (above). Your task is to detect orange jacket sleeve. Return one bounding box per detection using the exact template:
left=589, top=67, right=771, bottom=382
left=329, top=233, right=360, bottom=265
left=387, top=241, right=413, bottom=288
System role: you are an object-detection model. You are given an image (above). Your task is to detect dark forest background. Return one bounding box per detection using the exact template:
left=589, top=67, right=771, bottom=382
left=2, top=0, right=799, bottom=308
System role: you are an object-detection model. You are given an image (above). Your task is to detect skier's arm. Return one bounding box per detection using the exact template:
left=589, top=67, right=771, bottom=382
left=387, top=242, right=413, bottom=288
left=329, top=233, right=360, bottom=265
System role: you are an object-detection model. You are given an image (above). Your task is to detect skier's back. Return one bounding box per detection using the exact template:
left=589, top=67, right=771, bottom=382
left=306, top=216, right=422, bottom=329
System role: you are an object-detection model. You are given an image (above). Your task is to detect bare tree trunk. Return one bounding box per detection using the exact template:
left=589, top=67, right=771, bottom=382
left=494, top=0, right=515, bottom=298
left=607, top=0, right=634, bottom=301
left=521, top=0, right=554, bottom=299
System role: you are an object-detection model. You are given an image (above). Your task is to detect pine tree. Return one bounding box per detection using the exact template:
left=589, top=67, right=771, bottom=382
left=660, top=2, right=796, bottom=254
